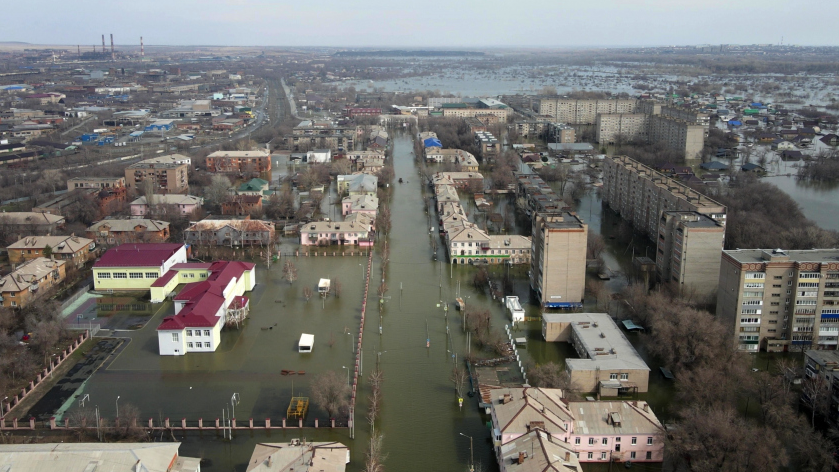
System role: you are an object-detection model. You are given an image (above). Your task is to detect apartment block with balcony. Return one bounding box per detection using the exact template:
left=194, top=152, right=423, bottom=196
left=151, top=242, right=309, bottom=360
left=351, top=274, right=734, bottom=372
left=125, top=157, right=189, bottom=194
left=602, top=156, right=726, bottom=241
left=595, top=113, right=650, bottom=144
left=648, top=115, right=705, bottom=161
left=536, top=98, right=637, bottom=124
left=717, top=249, right=839, bottom=352
left=656, top=211, right=725, bottom=297
left=205, top=149, right=271, bottom=173
left=0, top=257, right=66, bottom=308
left=804, top=350, right=839, bottom=423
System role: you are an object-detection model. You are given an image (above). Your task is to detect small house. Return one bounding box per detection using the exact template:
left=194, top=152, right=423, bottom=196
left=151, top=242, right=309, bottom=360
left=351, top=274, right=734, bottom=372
left=299, top=333, right=314, bottom=353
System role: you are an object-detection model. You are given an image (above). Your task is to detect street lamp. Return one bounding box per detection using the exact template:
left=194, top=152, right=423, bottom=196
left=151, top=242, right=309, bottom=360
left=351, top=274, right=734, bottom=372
left=115, top=396, right=120, bottom=418
left=342, top=366, right=349, bottom=386
left=359, top=263, right=364, bottom=280
left=459, top=433, right=474, bottom=472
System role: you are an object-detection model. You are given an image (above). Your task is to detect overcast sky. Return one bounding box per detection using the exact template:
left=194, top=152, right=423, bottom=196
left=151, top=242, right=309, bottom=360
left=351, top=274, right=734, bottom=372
left=6, top=0, right=835, bottom=47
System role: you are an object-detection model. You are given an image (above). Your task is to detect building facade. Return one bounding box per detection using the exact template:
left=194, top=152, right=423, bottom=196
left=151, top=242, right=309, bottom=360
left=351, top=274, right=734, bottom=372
left=7, top=235, right=95, bottom=267
left=537, top=98, right=637, bottom=124
left=183, top=218, right=276, bottom=246
left=67, top=176, right=125, bottom=192
left=86, top=218, right=171, bottom=245
left=93, top=243, right=188, bottom=292
left=0, top=258, right=66, bottom=308
left=718, top=249, right=839, bottom=352
left=530, top=212, right=588, bottom=308
left=125, top=156, right=189, bottom=194
left=656, top=211, right=725, bottom=297
left=205, top=150, right=271, bottom=173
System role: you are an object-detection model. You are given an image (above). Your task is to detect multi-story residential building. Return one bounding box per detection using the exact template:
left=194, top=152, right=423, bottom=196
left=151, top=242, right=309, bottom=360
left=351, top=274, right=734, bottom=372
left=440, top=102, right=510, bottom=121
left=337, top=174, right=378, bottom=196
left=475, top=131, right=500, bottom=159
left=86, top=218, right=171, bottom=245
left=155, top=260, right=256, bottom=355
left=343, top=107, right=382, bottom=118
left=221, top=195, right=263, bottom=216
left=93, top=243, right=188, bottom=292
left=515, top=173, right=571, bottom=215
left=0, top=257, right=66, bottom=308
left=489, top=387, right=663, bottom=465
left=656, top=211, right=725, bottom=297
left=648, top=115, right=705, bottom=161
left=804, top=350, right=839, bottom=423
left=718, top=249, right=839, bottom=352
left=341, top=194, right=378, bottom=217
left=638, top=100, right=710, bottom=127
left=447, top=226, right=531, bottom=265
left=601, top=156, right=727, bottom=240
left=424, top=148, right=480, bottom=171
left=0, top=212, right=65, bottom=235
left=0, top=443, right=200, bottom=472
left=183, top=217, right=276, bottom=247
left=536, top=98, right=637, bottom=124
left=595, top=113, right=650, bottom=144
left=513, top=120, right=550, bottom=139
left=530, top=212, right=588, bottom=308
left=299, top=215, right=374, bottom=247
left=431, top=172, right=484, bottom=190
left=205, top=149, right=271, bottom=173
left=31, top=186, right=127, bottom=219
left=130, top=194, right=203, bottom=217
left=344, top=149, right=385, bottom=163
left=284, top=120, right=356, bottom=152
left=66, top=176, right=125, bottom=192
left=7, top=235, right=95, bottom=267
left=125, top=156, right=190, bottom=194
left=542, top=313, right=651, bottom=393
left=548, top=123, right=576, bottom=143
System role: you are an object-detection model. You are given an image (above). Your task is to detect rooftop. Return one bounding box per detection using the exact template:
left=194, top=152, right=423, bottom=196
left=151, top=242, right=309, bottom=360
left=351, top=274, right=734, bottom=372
left=499, top=430, right=581, bottom=472
left=246, top=441, right=348, bottom=472
left=88, top=218, right=170, bottom=233
left=543, top=313, right=650, bottom=372
left=0, top=258, right=65, bottom=294
left=131, top=194, right=203, bottom=206
left=0, top=211, right=64, bottom=226
left=492, top=387, right=574, bottom=436
left=0, top=442, right=199, bottom=472
left=723, top=248, right=839, bottom=264
left=8, top=235, right=93, bottom=254
left=94, top=243, right=185, bottom=268
left=568, top=400, right=663, bottom=436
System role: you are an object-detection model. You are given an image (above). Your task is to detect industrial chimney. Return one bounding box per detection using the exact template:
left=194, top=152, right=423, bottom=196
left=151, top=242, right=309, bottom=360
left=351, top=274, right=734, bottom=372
left=110, top=34, right=114, bottom=60
left=140, top=36, right=144, bottom=57
left=101, top=34, right=105, bottom=51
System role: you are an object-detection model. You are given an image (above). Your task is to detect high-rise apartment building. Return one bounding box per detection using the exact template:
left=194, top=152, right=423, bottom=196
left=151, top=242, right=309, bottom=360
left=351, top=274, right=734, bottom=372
left=602, top=156, right=726, bottom=239
left=536, top=98, right=637, bottom=124
left=648, top=115, right=706, bottom=161
left=595, top=113, right=650, bottom=144
left=124, top=156, right=190, bottom=194
left=530, top=211, right=588, bottom=308
left=718, top=249, right=839, bottom=352
left=656, top=211, right=725, bottom=297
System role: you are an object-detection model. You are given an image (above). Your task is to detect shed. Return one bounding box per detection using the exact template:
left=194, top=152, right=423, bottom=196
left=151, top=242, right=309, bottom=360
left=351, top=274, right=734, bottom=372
left=505, top=296, right=525, bottom=323
left=318, top=278, right=331, bottom=294
left=700, top=161, right=729, bottom=171
left=299, top=333, right=314, bottom=353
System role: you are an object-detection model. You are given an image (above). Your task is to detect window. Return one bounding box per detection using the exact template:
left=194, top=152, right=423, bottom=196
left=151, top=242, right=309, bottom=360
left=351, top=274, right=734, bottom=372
left=589, top=438, right=595, bottom=445
left=587, top=453, right=593, bottom=460
left=186, top=330, right=192, bottom=337
left=615, top=437, right=621, bottom=442
left=98, top=272, right=111, bottom=279
left=620, top=373, right=629, bottom=380
left=609, top=373, right=618, bottom=380
left=204, top=330, right=210, bottom=336
left=646, top=451, right=652, bottom=460
left=129, top=272, right=143, bottom=279
left=744, top=282, right=764, bottom=288
left=800, top=273, right=821, bottom=279
left=575, top=437, right=580, bottom=445
left=601, top=452, right=607, bottom=460
left=113, top=273, right=127, bottom=279
left=602, top=438, right=608, bottom=445
left=631, top=437, right=637, bottom=445
left=647, top=437, right=653, bottom=445
left=187, top=342, right=193, bottom=348
left=204, top=342, right=210, bottom=348
left=172, top=333, right=179, bottom=342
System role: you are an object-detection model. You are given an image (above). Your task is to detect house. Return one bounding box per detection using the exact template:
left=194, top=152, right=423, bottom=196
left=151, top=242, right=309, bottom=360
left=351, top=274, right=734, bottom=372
left=0, top=443, right=200, bottom=472
left=155, top=261, right=256, bottom=355
left=299, top=215, right=374, bottom=247
left=183, top=217, right=275, bottom=246
left=757, top=133, right=777, bottom=142
left=448, top=226, right=531, bottom=265
left=32, top=187, right=127, bottom=219
left=130, top=194, right=203, bottom=217
left=781, top=150, right=805, bottom=161
left=542, top=313, right=651, bottom=394
left=820, top=134, right=839, bottom=146
left=337, top=174, right=378, bottom=196
left=424, top=148, right=480, bottom=171
left=344, top=150, right=385, bottom=163
left=489, top=387, right=664, bottom=465
left=0, top=212, right=65, bottom=234
left=0, top=258, right=66, bottom=308
left=221, top=195, right=263, bottom=216
left=67, top=176, right=125, bottom=192
left=233, top=178, right=272, bottom=197
left=7, top=235, right=95, bottom=267
left=341, top=194, right=379, bottom=217
left=357, top=157, right=385, bottom=174
left=306, top=149, right=331, bottom=163
left=86, top=218, right=171, bottom=245
left=433, top=171, right=484, bottom=190
left=771, top=139, right=796, bottom=151
left=741, top=163, right=765, bottom=174
left=246, top=441, right=349, bottom=472
left=93, top=243, right=188, bottom=291
left=206, top=149, right=272, bottom=173
left=699, top=161, right=729, bottom=171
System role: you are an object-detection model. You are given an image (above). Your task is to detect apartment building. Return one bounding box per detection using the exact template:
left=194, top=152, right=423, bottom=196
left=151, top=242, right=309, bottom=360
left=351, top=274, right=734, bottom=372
left=536, top=98, right=637, bottom=124
left=648, top=115, right=705, bottom=161
left=7, top=235, right=95, bottom=267
left=595, top=113, right=649, bottom=144
left=542, top=313, right=651, bottom=393
left=638, top=100, right=710, bottom=127
left=475, top=131, right=500, bottom=158
left=656, top=211, right=725, bottom=297
left=66, top=176, right=125, bottom=192
left=515, top=173, right=571, bottom=215
left=0, top=258, right=66, bottom=308
left=549, top=123, right=576, bottom=143
left=86, top=218, right=171, bottom=245
left=0, top=212, right=64, bottom=235
left=804, top=350, right=839, bottom=423
left=718, top=249, right=839, bottom=352
left=601, top=156, right=726, bottom=240
left=184, top=217, right=276, bottom=247
left=205, top=149, right=271, bottom=173
left=530, top=212, right=588, bottom=308
left=125, top=156, right=190, bottom=194
left=424, top=148, right=479, bottom=171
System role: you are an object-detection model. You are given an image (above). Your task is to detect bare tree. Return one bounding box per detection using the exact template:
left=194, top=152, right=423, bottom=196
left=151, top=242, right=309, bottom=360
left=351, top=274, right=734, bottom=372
left=363, top=432, right=387, bottom=472
left=333, top=278, right=342, bottom=298
left=311, top=370, right=351, bottom=419
left=801, top=374, right=830, bottom=430
left=303, top=286, right=313, bottom=302
left=282, top=260, right=298, bottom=285
left=527, top=362, right=576, bottom=392
left=450, top=363, right=468, bottom=400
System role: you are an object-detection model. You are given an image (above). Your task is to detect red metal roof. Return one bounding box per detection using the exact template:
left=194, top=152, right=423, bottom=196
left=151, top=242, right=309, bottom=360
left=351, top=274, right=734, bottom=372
left=150, top=270, right=178, bottom=287
left=95, top=243, right=184, bottom=268
left=171, top=263, right=212, bottom=270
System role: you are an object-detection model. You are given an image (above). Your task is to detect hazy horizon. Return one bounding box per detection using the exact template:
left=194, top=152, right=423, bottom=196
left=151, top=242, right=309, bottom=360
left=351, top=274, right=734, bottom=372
left=5, top=0, right=836, bottom=48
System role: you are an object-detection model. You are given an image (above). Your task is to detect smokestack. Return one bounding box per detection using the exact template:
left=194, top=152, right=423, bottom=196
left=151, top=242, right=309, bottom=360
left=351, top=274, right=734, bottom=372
left=101, top=34, right=106, bottom=51
left=140, top=36, right=144, bottom=57
left=77, top=45, right=80, bottom=58
left=110, top=33, right=114, bottom=60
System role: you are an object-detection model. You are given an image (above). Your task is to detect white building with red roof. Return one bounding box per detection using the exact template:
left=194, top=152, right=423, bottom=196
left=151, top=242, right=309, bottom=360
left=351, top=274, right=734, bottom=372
left=155, top=261, right=256, bottom=356
left=93, top=243, right=187, bottom=291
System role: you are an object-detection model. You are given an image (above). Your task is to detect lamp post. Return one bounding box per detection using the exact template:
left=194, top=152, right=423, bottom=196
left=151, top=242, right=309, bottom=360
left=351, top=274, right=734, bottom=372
left=115, top=396, right=120, bottom=418
left=342, top=366, right=349, bottom=386
left=359, top=263, right=364, bottom=281
left=459, top=433, right=474, bottom=472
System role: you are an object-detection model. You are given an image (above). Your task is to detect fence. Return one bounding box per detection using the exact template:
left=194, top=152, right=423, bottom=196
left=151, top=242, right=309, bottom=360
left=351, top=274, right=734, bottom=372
left=347, top=248, right=374, bottom=438
left=59, top=282, right=92, bottom=313
left=1, top=416, right=347, bottom=432
left=1, top=330, right=91, bottom=420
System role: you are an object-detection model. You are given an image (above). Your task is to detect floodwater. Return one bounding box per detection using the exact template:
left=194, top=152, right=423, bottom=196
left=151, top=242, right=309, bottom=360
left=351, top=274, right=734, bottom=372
left=764, top=175, right=839, bottom=231
left=60, top=134, right=675, bottom=471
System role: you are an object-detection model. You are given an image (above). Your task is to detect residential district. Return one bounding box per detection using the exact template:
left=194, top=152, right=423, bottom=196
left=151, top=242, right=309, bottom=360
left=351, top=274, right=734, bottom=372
left=0, top=40, right=837, bottom=472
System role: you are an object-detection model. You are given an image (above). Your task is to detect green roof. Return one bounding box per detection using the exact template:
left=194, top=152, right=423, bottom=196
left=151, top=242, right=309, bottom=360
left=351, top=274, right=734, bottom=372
left=238, top=178, right=269, bottom=191
left=440, top=103, right=468, bottom=108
